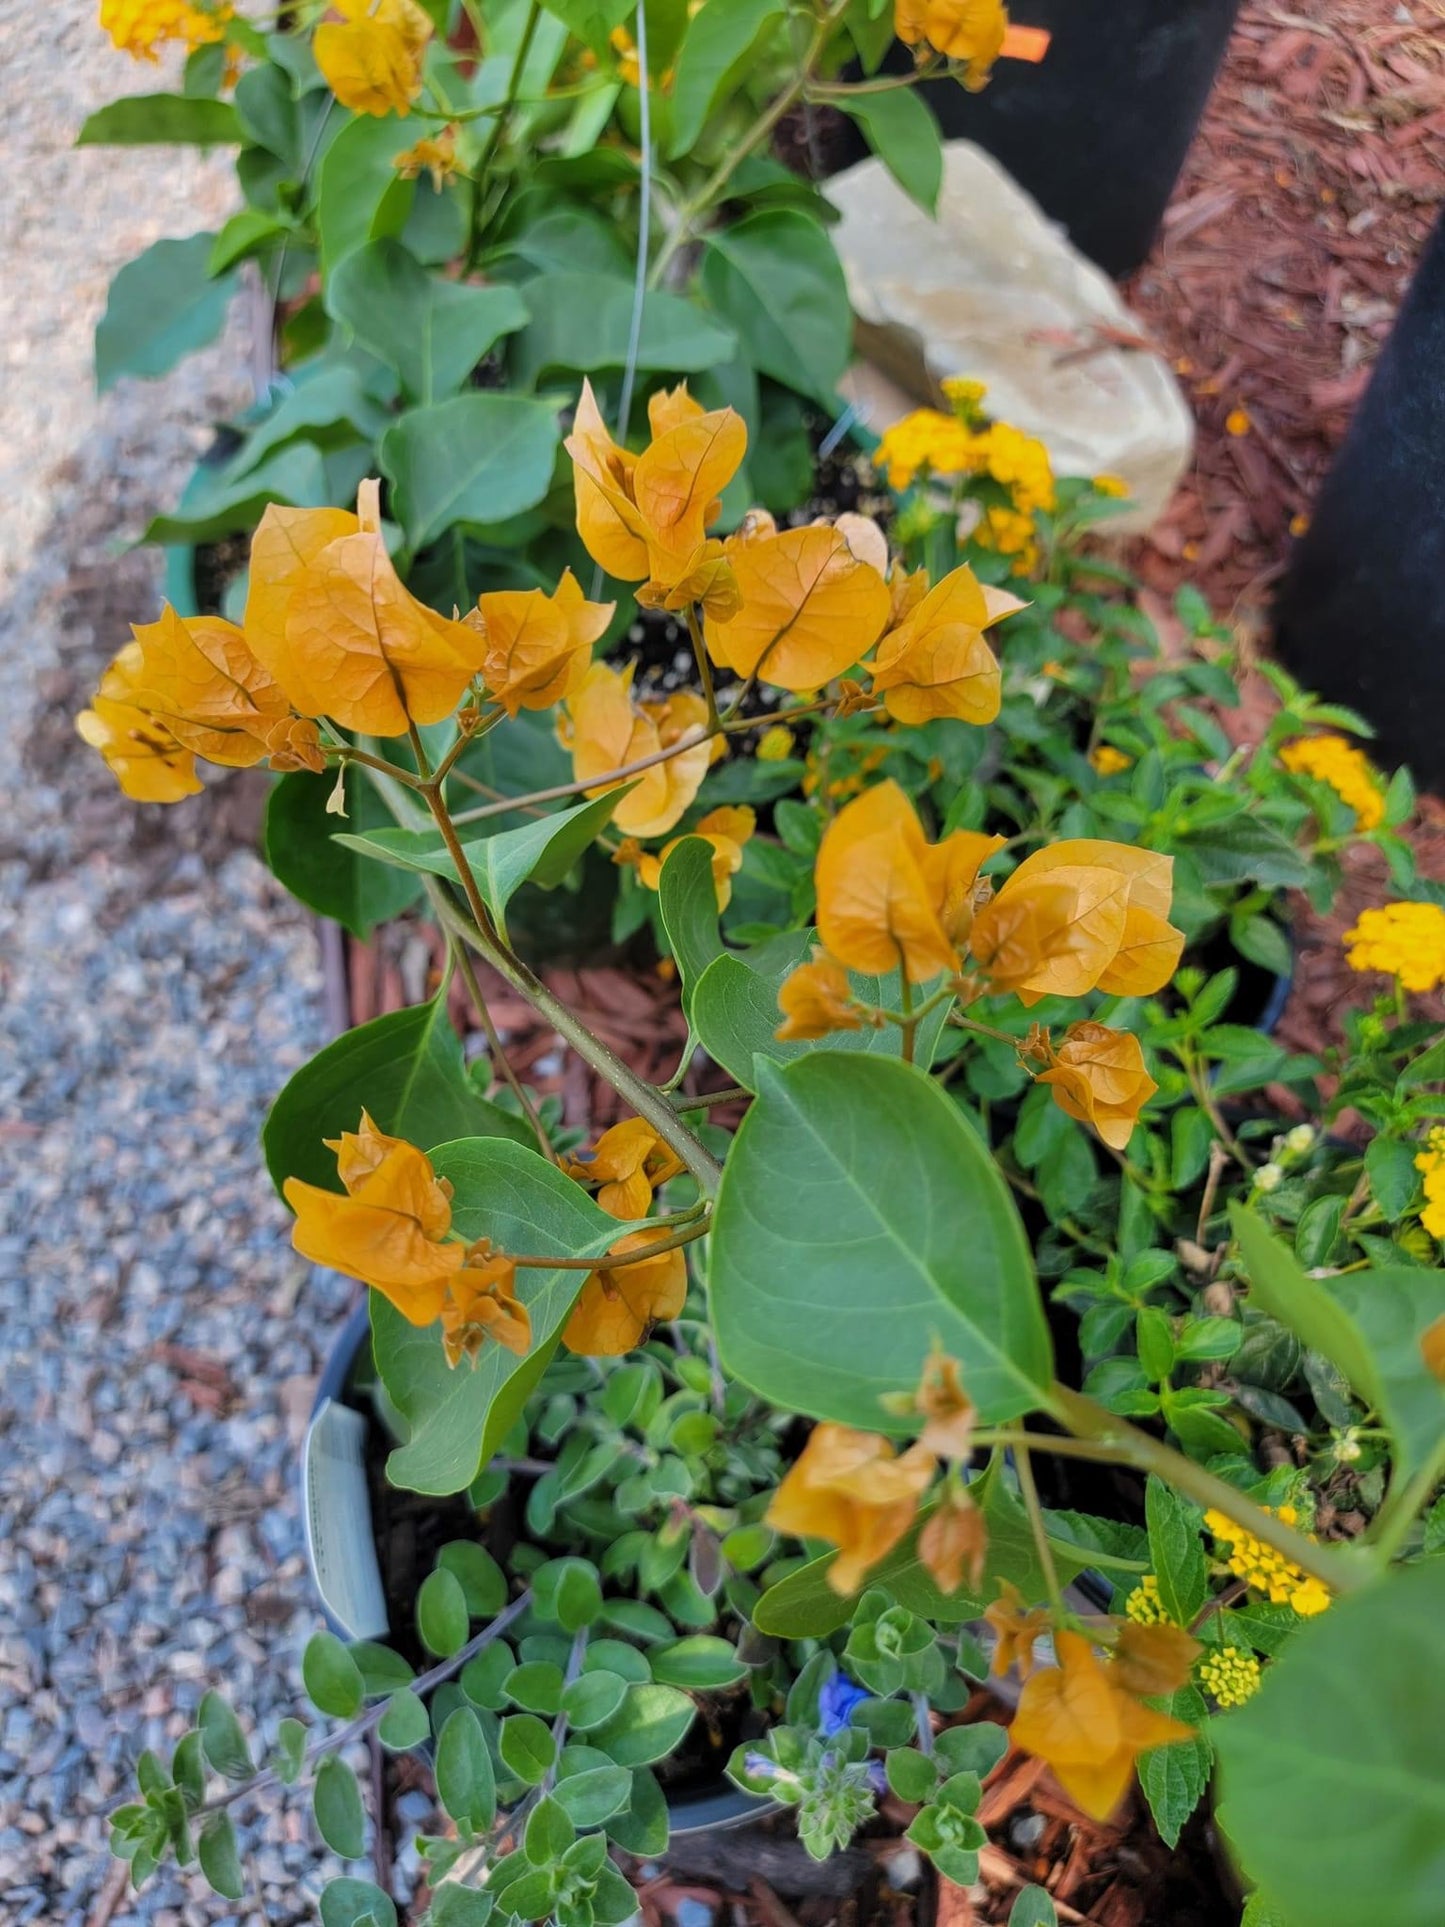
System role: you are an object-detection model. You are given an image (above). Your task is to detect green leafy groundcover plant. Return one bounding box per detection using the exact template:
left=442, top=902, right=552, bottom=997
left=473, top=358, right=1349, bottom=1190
left=82, top=8, right=1445, bottom=1927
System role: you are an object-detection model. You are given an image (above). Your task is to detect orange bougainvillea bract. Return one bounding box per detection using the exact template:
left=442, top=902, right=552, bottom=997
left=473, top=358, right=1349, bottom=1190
left=766, top=1422, right=936, bottom=1594
left=562, top=1231, right=689, bottom=1357
left=705, top=523, right=892, bottom=693
left=869, top=566, right=1024, bottom=726
left=314, top=0, right=433, bottom=117
left=561, top=660, right=713, bottom=839
left=1036, top=1020, right=1158, bottom=1150
left=469, top=569, right=614, bottom=717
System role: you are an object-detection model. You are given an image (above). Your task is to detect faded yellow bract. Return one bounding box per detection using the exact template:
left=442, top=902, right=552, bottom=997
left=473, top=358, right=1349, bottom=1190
left=766, top=1423, right=936, bottom=1595
left=1037, top=1020, right=1158, bottom=1150
left=894, top=0, right=1009, bottom=89
left=870, top=566, right=1023, bottom=726
left=561, top=661, right=713, bottom=838
left=562, top=1232, right=688, bottom=1357
left=705, top=523, right=891, bottom=693
left=314, top=0, right=433, bottom=117
left=469, top=571, right=614, bottom=718
left=246, top=482, right=485, bottom=735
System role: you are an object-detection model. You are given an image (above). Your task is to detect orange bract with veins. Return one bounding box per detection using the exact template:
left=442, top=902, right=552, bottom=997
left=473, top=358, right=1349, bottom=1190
left=705, top=524, right=891, bottom=693
left=469, top=569, right=614, bottom=717
left=1036, top=1020, right=1158, bottom=1150
left=566, top=380, right=746, bottom=618
left=246, top=481, right=484, bottom=735
left=562, top=1232, right=689, bottom=1357
left=767, top=1423, right=936, bottom=1595
left=561, top=661, right=713, bottom=838
left=870, top=566, right=1024, bottom=726
left=814, top=780, right=1004, bottom=984
left=314, top=0, right=433, bottom=117
left=127, top=604, right=292, bottom=767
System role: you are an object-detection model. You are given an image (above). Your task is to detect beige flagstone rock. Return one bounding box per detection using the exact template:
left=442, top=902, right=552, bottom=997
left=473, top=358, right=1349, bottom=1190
left=827, top=142, right=1194, bottom=530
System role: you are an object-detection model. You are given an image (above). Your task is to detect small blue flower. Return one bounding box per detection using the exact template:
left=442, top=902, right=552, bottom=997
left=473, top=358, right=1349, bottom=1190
left=743, top=1750, right=780, bottom=1783
left=818, top=1669, right=869, bottom=1736
left=866, top=1759, right=888, bottom=1795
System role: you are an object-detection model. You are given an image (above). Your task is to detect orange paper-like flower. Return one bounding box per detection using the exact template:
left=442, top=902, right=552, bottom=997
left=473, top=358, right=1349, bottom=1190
left=314, top=0, right=433, bottom=116
left=767, top=1423, right=936, bottom=1594
left=1036, top=1021, right=1158, bottom=1150
left=984, top=1580, right=1052, bottom=1681
left=284, top=1113, right=463, bottom=1326
left=566, top=380, right=746, bottom=618
left=776, top=948, right=863, bottom=1042
left=441, top=1255, right=531, bottom=1368
left=561, top=661, right=713, bottom=838
left=815, top=781, right=1005, bottom=984
left=1010, top=1631, right=1193, bottom=1821
left=918, top=1489, right=988, bottom=1595
left=562, top=1231, right=689, bottom=1356
left=565, top=1118, right=685, bottom=1221
left=246, top=481, right=484, bottom=736
left=969, top=840, right=1183, bottom=1004
left=870, top=567, right=1024, bottom=726
left=126, top=604, right=292, bottom=768
left=705, top=524, right=892, bottom=693
left=76, top=642, right=203, bottom=805
left=636, top=805, right=756, bottom=910
left=1110, top=1621, right=1201, bottom=1700
left=895, top=0, right=1009, bottom=88
left=470, top=570, right=614, bottom=717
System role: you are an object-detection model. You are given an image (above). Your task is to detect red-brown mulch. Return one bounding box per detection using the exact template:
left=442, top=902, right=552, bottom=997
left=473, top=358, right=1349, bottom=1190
left=1122, top=0, right=1445, bottom=618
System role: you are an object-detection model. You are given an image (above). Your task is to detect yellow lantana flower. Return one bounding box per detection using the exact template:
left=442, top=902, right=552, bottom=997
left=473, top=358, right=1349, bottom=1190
left=1205, top=1504, right=1330, bottom=1616
left=1089, top=745, right=1132, bottom=776
left=895, top=0, right=1009, bottom=89
left=972, top=504, right=1040, bottom=576
left=1198, top=1645, right=1261, bottom=1708
left=1414, top=1126, right=1445, bottom=1240
left=1124, top=1575, right=1167, bottom=1626
left=872, top=409, right=979, bottom=490
left=99, top=0, right=230, bottom=60
left=1279, top=734, right=1384, bottom=830
left=1344, top=901, right=1445, bottom=994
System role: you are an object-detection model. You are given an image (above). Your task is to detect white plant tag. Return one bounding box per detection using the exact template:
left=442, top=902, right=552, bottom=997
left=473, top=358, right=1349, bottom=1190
left=303, top=1398, right=389, bottom=1641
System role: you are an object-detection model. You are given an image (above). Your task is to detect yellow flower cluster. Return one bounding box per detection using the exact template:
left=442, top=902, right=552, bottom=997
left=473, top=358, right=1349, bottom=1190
left=1198, top=1644, right=1261, bottom=1708
left=1093, top=473, right=1130, bottom=499
left=1345, top=901, right=1445, bottom=995
left=1205, top=1504, right=1330, bottom=1617
left=1123, top=1574, right=1167, bottom=1625
left=1279, top=733, right=1384, bottom=830
left=872, top=409, right=980, bottom=490
left=1090, top=745, right=1132, bottom=776
left=940, top=375, right=988, bottom=423
left=973, top=421, right=1057, bottom=515
left=99, top=0, right=229, bottom=59
left=1414, top=1125, right=1445, bottom=1240
left=974, top=504, right=1040, bottom=575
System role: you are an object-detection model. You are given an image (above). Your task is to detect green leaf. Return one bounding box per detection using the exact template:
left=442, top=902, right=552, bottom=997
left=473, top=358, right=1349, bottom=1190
left=142, top=441, right=330, bottom=545
left=320, top=1877, right=398, bottom=1927
left=264, top=993, right=530, bottom=1197
left=658, top=837, right=725, bottom=1019
left=303, top=1632, right=365, bottom=1720
left=95, top=234, right=237, bottom=391
left=327, top=240, right=530, bottom=404
left=197, top=1813, right=244, bottom=1899
left=512, top=271, right=736, bottom=386
left=1137, top=1684, right=1210, bottom=1848
left=506, top=1661, right=565, bottom=1715
left=1230, top=1206, right=1388, bottom=1418
left=534, top=1557, right=604, bottom=1631
left=1186, top=818, right=1314, bottom=891
left=691, top=938, right=952, bottom=1089
left=539, top=0, right=635, bottom=51
left=667, top=0, right=786, bottom=157
left=1215, top=1559, right=1445, bottom=1927
left=500, top=1713, right=557, bottom=1786
left=590, top=1684, right=696, bottom=1768
left=525, top=1794, right=576, bottom=1865
left=753, top=1459, right=1093, bottom=1635
left=439, top=1543, right=508, bottom=1619
left=418, top=1568, right=471, bottom=1658
left=313, top=1756, right=366, bottom=1859
left=430, top=1891, right=496, bottom=1927
left=648, top=1635, right=746, bottom=1689
left=1324, top=1265, right=1445, bottom=1478
left=375, top=1138, right=625, bottom=1494
left=886, top=1747, right=939, bottom=1803
left=560, top=1672, right=628, bottom=1731
left=699, top=211, right=853, bottom=402
left=227, top=365, right=389, bottom=479
left=1008, top=1889, right=1058, bottom=1927
left=605, top=1765, right=670, bottom=1855
left=276, top=1717, right=308, bottom=1784
left=836, top=87, right=943, bottom=213
left=317, top=114, right=418, bottom=274
left=437, top=1707, right=498, bottom=1831
left=209, top=208, right=295, bottom=275
left=377, top=1689, right=431, bottom=1751
left=337, top=788, right=627, bottom=946
left=1366, top=1136, right=1420, bottom=1222
left=197, top=1691, right=252, bottom=1780
left=78, top=95, right=241, bottom=146
left=554, top=1760, right=632, bottom=1826
left=381, top=394, right=561, bottom=550
left=1144, top=1478, right=1207, bottom=1626
left=711, top=1054, right=1051, bottom=1429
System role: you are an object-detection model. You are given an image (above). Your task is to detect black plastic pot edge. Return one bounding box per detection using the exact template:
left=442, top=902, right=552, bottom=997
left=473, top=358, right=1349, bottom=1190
left=302, top=1302, right=773, bottom=1839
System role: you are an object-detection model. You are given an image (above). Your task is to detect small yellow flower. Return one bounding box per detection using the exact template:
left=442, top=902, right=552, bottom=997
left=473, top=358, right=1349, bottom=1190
left=895, top=0, right=1010, bottom=90
left=973, top=504, right=1040, bottom=576
left=872, top=409, right=979, bottom=491
left=1226, top=408, right=1252, bottom=437
left=1279, top=734, right=1384, bottom=831
left=1093, top=473, right=1130, bottom=499
left=1089, top=745, right=1132, bottom=776
left=1205, top=1505, right=1330, bottom=1616
left=1124, top=1574, right=1167, bottom=1626
left=1414, top=1125, right=1445, bottom=1240
left=1197, top=1645, right=1261, bottom=1708
left=941, top=375, right=988, bottom=424
left=973, top=421, right=1056, bottom=514
left=1345, top=901, right=1445, bottom=994
left=393, top=128, right=461, bottom=192
left=756, top=724, right=795, bottom=763
left=1289, top=511, right=1311, bottom=537
left=99, top=0, right=230, bottom=60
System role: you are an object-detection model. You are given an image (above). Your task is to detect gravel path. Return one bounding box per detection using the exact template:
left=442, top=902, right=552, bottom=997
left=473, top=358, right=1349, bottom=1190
left=0, top=7, right=353, bottom=1919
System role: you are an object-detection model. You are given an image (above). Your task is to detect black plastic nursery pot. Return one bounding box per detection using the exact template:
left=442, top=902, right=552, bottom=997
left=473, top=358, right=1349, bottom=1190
left=832, top=0, right=1244, bottom=277
left=303, top=1300, right=770, bottom=1838
left=1273, top=205, right=1445, bottom=793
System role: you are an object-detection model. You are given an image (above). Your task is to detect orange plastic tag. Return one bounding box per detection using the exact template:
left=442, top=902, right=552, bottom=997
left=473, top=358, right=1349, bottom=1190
left=1000, top=24, right=1052, bottom=62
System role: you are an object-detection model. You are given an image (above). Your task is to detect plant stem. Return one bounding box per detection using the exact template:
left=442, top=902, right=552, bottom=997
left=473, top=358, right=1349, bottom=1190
left=195, top=1593, right=531, bottom=1816
left=448, top=929, right=557, bottom=1165
left=466, top=0, right=542, bottom=269
left=332, top=744, right=427, bottom=791
left=1013, top=1440, right=1064, bottom=1613
left=899, top=973, right=916, bottom=1065
left=684, top=604, right=721, bottom=730
left=449, top=731, right=712, bottom=826
left=507, top=1218, right=710, bottom=1269
left=672, top=1085, right=750, bottom=1111
left=1367, top=1431, right=1445, bottom=1565
left=1048, top=1383, right=1372, bottom=1595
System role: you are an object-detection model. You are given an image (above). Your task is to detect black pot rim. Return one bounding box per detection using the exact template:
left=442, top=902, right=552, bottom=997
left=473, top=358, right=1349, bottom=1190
left=304, top=1298, right=773, bottom=1837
